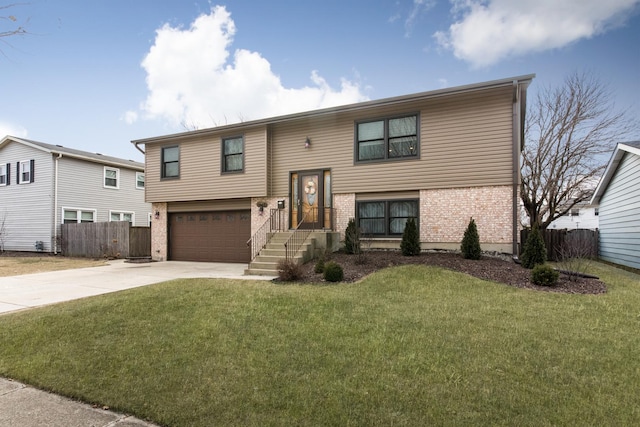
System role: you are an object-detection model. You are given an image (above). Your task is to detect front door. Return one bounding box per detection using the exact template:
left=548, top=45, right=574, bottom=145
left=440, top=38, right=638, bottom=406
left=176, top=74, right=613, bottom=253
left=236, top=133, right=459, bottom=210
left=291, top=170, right=325, bottom=229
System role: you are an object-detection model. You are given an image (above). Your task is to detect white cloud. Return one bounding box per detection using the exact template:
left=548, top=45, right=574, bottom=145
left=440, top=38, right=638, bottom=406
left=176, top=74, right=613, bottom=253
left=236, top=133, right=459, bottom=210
left=405, top=0, right=437, bottom=36
left=434, top=0, right=640, bottom=68
left=136, top=5, right=368, bottom=129
left=0, top=122, right=27, bottom=139
left=122, top=111, right=138, bottom=125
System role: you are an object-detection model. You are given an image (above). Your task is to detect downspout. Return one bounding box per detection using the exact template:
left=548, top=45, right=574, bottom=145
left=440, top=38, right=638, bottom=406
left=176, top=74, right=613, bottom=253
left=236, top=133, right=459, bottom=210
left=132, top=141, right=145, bottom=155
left=511, top=81, right=521, bottom=255
left=53, top=153, right=62, bottom=254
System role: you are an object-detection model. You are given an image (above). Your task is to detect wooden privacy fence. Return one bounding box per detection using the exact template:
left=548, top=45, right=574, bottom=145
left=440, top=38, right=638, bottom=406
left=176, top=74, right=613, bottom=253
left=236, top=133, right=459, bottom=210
left=61, top=222, right=151, bottom=258
left=520, top=228, right=599, bottom=262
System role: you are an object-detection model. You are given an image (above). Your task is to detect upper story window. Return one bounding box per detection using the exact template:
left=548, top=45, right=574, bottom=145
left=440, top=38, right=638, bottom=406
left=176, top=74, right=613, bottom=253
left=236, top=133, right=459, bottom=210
left=595, top=207, right=599, bottom=216
left=570, top=208, right=580, bottom=217
left=357, top=199, right=419, bottom=236
left=356, top=114, right=419, bottom=163
left=63, top=208, right=96, bottom=224
left=0, top=164, right=8, bottom=186
left=162, top=146, right=180, bottom=179
left=222, top=136, right=244, bottom=173
left=136, top=172, right=145, bottom=189
left=18, top=160, right=34, bottom=184
left=104, top=167, right=119, bottom=189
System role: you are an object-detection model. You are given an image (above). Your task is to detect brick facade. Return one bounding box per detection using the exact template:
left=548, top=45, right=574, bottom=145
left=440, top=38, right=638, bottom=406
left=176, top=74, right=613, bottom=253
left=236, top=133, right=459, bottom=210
left=251, top=197, right=289, bottom=234
left=333, top=193, right=356, bottom=240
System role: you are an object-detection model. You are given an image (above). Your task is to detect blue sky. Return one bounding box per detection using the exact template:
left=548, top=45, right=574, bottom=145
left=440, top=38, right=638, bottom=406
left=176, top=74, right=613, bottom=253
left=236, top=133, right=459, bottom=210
left=2, top=0, right=639, bottom=162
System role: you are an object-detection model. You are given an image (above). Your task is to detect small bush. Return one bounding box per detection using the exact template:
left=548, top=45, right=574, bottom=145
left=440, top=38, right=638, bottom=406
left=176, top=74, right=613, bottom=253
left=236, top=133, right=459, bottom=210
left=521, top=226, right=547, bottom=269
left=400, top=217, right=421, bottom=256
left=323, top=261, right=344, bottom=282
left=531, top=264, right=559, bottom=286
left=314, top=258, right=325, bottom=274
left=344, top=218, right=361, bottom=255
left=276, top=259, right=304, bottom=282
left=460, top=217, right=481, bottom=260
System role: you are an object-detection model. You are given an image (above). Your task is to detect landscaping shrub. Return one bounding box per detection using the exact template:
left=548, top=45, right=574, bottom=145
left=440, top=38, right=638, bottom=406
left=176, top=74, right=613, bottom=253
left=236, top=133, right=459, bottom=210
left=521, top=225, right=547, bottom=269
left=460, top=217, right=481, bottom=260
left=344, top=218, right=361, bottom=255
left=314, top=258, right=325, bottom=274
left=323, top=261, right=344, bottom=282
left=531, top=264, right=559, bottom=286
left=276, top=259, right=304, bottom=282
left=400, top=217, right=421, bottom=256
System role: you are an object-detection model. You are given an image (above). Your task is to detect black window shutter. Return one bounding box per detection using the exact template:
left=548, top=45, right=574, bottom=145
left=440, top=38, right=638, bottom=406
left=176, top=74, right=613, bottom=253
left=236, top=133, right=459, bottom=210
left=30, top=159, right=35, bottom=183
left=16, top=162, right=19, bottom=184
left=5, top=163, right=9, bottom=186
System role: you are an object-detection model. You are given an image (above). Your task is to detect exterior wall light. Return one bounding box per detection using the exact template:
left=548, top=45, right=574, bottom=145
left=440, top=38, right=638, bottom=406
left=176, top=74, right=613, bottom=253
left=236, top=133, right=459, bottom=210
left=305, top=137, right=311, bottom=149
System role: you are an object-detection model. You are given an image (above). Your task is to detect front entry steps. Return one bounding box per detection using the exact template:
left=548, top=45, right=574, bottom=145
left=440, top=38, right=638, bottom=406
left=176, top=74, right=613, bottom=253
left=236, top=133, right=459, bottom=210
left=244, top=231, right=315, bottom=276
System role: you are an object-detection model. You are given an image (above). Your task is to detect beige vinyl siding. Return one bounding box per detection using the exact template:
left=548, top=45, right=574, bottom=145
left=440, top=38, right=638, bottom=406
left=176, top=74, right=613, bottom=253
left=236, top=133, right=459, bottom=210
left=168, top=199, right=250, bottom=212
left=145, top=127, right=267, bottom=202
left=270, top=87, right=514, bottom=195
left=0, top=142, right=55, bottom=251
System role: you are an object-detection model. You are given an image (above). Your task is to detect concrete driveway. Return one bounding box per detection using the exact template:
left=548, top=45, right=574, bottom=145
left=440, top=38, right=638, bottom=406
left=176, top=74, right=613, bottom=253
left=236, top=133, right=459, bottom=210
left=0, top=260, right=275, bottom=315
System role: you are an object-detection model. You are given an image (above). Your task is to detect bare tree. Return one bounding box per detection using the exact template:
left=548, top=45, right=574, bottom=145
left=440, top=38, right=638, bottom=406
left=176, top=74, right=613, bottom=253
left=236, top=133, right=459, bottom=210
left=521, top=71, right=635, bottom=229
left=1, top=3, right=28, bottom=53
left=0, top=211, right=8, bottom=252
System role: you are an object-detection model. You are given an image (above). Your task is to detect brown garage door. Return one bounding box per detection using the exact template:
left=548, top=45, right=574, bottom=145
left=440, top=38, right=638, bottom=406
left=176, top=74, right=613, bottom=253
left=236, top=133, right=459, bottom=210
left=169, top=211, right=251, bottom=263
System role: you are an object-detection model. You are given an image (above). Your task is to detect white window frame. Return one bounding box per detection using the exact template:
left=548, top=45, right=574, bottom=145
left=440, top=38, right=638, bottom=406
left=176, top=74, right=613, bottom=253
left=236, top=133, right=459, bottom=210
left=62, top=207, right=96, bottom=224
left=136, top=172, right=145, bottom=189
left=104, top=166, right=120, bottom=189
left=0, top=164, right=7, bottom=186
left=18, top=160, right=32, bottom=184
left=110, top=210, right=134, bottom=224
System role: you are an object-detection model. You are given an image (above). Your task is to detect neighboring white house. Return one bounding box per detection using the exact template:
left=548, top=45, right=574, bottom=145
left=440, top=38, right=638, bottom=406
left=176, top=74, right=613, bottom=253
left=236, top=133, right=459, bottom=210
left=0, top=136, right=151, bottom=253
left=548, top=201, right=599, bottom=230
left=590, top=141, right=640, bottom=270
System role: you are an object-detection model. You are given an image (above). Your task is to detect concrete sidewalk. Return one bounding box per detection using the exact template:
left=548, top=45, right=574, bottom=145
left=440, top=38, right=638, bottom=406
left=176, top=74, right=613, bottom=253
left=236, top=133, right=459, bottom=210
left=0, top=259, right=275, bottom=315
left=0, top=260, right=275, bottom=426
left=0, top=378, right=158, bottom=427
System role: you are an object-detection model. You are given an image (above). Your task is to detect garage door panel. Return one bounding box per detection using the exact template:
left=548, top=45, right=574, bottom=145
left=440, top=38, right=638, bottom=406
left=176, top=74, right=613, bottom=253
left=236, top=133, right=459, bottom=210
left=169, top=210, right=250, bottom=263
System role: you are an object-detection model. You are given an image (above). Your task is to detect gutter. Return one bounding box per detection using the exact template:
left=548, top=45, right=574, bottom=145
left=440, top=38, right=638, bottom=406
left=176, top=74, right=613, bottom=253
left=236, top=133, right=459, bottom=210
left=53, top=153, right=62, bottom=254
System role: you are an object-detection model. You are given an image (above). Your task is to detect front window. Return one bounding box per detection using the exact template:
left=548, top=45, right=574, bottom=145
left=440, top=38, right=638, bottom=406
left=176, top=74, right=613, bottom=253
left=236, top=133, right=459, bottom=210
left=162, top=146, right=180, bottom=178
left=356, top=114, right=418, bottom=162
left=104, top=167, right=119, bottom=188
left=0, top=164, right=7, bottom=186
left=18, top=160, right=33, bottom=184
left=63, top=208, right=96, bottom=224
left=570, top=208, right=580, bottom=217
left=110, top=211, right=133, bottom=223
left=357, top=199, right=419, bottom=236
left=136, top=172, right=145, bottom=189
left=222, top=136, right=244, bottom=173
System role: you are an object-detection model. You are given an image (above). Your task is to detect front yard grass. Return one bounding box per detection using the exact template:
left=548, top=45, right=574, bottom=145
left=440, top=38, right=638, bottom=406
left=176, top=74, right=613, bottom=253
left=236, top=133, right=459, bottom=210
left=0, top=256, right=106, bottom=277
left=0, top=262, right=639, bottom=426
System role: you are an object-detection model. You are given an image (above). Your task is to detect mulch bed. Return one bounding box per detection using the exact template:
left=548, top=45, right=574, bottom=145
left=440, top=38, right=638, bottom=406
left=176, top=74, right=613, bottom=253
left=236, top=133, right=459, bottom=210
left=298, top=251, right=607, bottom=295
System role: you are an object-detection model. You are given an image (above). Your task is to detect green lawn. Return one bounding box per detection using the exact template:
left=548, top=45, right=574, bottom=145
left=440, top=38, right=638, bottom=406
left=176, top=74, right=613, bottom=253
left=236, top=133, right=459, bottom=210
left=1, top=262, right=639, bottom=426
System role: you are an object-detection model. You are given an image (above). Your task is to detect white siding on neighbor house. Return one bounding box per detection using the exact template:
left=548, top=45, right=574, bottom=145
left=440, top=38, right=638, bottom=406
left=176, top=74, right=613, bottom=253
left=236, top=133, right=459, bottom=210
left=56, top=156, right=151, bottom=229
left=548, top=206, right=599, bottom=230
left=0, top=142, right=55, bottom=251
left=598, top=152, right=640, bottom=270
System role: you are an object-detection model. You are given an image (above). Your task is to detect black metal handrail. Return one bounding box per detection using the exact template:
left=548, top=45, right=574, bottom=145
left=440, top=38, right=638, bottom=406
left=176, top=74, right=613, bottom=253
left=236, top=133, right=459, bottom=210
left=284, top=207, right=336, bottom=260
left=247, top=209, right=285, bottom=261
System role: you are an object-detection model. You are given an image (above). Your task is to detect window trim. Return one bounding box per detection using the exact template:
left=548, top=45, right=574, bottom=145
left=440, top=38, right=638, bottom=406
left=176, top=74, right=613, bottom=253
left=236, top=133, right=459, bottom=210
left=62, top=207, right=96, bottom=224
left=161, top=145, right=180, bottom=179
left=109, top=210, right=135, bottom=224
left=354, top=113, right=420, bottom=164
left=0, top=163, right=8, bottom=186
left=221, top=135, right=245, bottom=174
left=356, top=198, right=419, bottom=237
left=104, top=166, right=120, bottom=189
left=18, top=159, right=34, bottom=184
left=136, top=172, right=145, bottom=189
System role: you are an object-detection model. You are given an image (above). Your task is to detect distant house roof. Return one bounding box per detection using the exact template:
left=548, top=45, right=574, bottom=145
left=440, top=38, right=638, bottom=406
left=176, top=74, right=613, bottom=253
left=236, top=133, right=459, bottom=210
left=0, top=136, right=144, bottom=170
left=591, top=141, right=640, bottom=205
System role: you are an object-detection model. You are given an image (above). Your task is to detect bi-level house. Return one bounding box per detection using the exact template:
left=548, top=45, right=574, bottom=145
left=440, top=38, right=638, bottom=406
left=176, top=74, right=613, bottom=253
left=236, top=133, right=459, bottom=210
left=133, top=75, right=534, bottom=271
left=0, top=136, right=151, bottom=253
